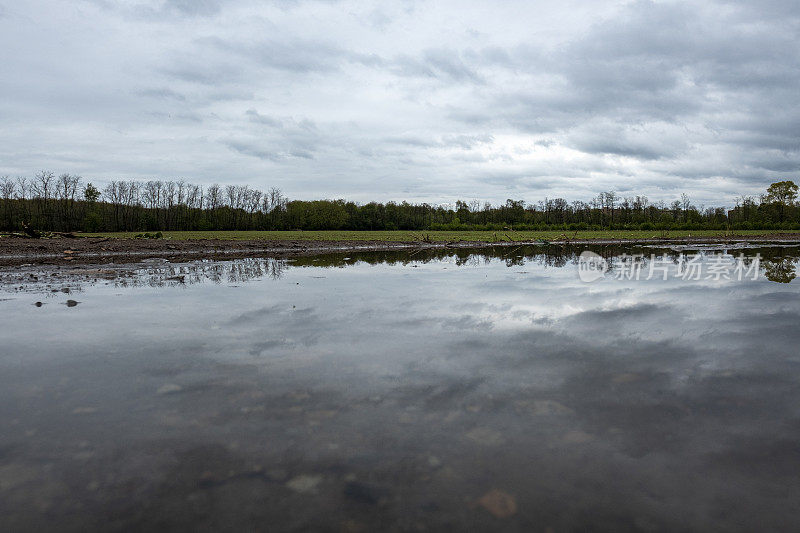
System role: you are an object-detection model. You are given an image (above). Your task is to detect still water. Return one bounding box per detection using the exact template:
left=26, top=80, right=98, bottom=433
left=1, top=245, right=800, bottom=531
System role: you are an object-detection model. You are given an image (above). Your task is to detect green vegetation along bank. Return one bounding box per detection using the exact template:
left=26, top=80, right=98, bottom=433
left=3, top=173, right=800, bottom=234
left=79, top=229, right=800, bottom=242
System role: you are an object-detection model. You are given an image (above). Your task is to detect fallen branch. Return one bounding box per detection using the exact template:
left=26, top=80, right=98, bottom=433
left=21, top=222, right=41, bottom=239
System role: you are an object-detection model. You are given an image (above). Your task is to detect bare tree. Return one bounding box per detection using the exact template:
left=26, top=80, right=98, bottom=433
left=31, top=170, right=55, bottom=227
left=268, top=187, right=285, bottom=212
left=32, top=170, right=54, bottom=200
left=143, top=180, right=162, bottom=210
left=56, top=173, right=80, bottom=230
left=206, top=184, right=221, bottom=210
left=0, top=176, right=15, bottom=229
left=681, top=193, right=691, bottom=222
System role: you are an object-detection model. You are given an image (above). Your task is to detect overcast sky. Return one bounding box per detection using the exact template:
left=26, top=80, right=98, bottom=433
left=1, top=0, right=798, bottom=207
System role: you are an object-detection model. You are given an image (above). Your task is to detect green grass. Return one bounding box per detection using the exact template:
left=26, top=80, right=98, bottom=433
left=78, top=229, right=800, bottom=242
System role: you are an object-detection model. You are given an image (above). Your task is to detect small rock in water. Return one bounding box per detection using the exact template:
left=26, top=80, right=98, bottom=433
left=66, top=299, right=79, bottom=307
left=477, top=489, right=517, bottom=518
left=157, top=383, right=183, bottom=395
left=286, top=474, right=322, bottom=494
left=34, top=302, right=43, bottom=307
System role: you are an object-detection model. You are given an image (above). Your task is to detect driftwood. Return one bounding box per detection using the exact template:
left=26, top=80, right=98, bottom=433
left=21, top=222, right=41, bottom=239
left=2, top=225, right=78, bottom=239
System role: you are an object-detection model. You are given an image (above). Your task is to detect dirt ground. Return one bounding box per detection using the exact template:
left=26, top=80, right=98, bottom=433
left=2, top=234, right=800, bottom=267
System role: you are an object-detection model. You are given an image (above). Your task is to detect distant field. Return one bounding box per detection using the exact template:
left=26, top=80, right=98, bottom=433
left=79, top=229, right=800, bottom=242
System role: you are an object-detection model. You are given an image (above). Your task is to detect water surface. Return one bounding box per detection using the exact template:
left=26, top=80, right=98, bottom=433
left=1, top=245, right=800, bottom=531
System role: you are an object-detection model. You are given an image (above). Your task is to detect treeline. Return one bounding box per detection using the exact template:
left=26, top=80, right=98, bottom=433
left=1, top=172, right=799, bottom=233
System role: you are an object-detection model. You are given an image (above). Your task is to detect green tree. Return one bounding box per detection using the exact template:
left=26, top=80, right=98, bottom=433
left=84, top=183, right=101, bottom=203
left=83, top=183, right=102, bottom=231
left=765, top=180, right=798, bottom=204
left=764, top=180, right=798, bottom=222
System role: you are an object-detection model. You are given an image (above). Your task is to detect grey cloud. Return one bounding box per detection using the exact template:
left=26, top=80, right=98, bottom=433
left=567, top=123, right=690, bottom=161
left=2, top=0, right=799, bottom=205
left=225, top=114, right=322, bottom=161
left=137, top=87, right=187, bottom=101
left=392, top=49, right=484, bottom=83
left=384, top=133, right=493, bottom=150
left=454, top=0, right=800, bottom=174
left=384, top=135, right=439, bottom=148
left=719, top=0, right=800, bottom=21
left=288, top=148, right=314, bottom=159
left=745, top=157, right=800, bottom=174
left=86, top=0, right=229, bottom=19
left=200, top=36, right=379, bottom=74
left=226, top=139, right=317, bottom=161
left=160, top=62, right=243, bottom=85
left=443, top=134, right=493, bottom=149
left=225, top=140, right=280, bottom=162
left=245, top=109, right=281, bottom=127
left=163, top=0, right=223, bottom=17
left=477, top=173, right=562, bottom=192
left=149, top=111, right=203, bottom=123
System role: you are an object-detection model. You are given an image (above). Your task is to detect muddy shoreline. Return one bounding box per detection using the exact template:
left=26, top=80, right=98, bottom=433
left=2, top=234, right=800, bottom=267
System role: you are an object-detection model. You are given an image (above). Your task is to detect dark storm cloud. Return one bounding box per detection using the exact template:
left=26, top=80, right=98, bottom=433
left=1, top=0, right=798, bottom=204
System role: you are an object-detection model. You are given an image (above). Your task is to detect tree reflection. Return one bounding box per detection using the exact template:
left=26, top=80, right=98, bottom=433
left=49, top=244, right=800, bottom=289
left=763, top=257, right=797, bottom=283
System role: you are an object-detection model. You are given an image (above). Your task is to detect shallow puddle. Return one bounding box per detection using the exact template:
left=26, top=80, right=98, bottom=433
left=1, top=244, right=800, bottom=530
